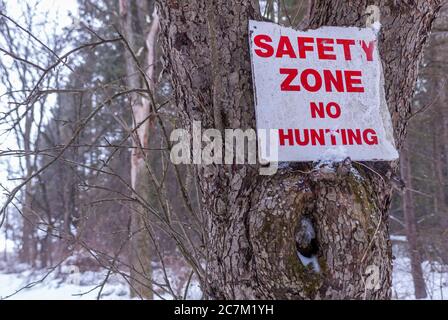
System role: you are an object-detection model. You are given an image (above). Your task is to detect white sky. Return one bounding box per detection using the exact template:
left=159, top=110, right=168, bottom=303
left=5, top=0, right=78, bottom=25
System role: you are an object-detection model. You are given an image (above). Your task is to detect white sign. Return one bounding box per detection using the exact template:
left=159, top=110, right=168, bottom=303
left=249, top=20, right=398, bottom=162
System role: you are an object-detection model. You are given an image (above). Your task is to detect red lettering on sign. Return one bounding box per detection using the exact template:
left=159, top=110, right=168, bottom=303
left=301, top=69, right=322, bottom=92
left=310, top=129, right=325, bottom=145
left=279, top=129, right=294, bottom=146
left=347, top=129, right=362, bottom=145
left=254, top=34, right=274, bottom=58
left=310, top=102, right=341, bottom=119
left=278, top=128, right=379, bottom=146
left=325, top=129, right=338, bottom=145
left=323, top=69, right=344, bottom=92
left=295, top=129, right=309, bottom=146
left=336, top=39, right=355, bottom=61
left=345, top=70, right=364, bottom=93
left=317, top=38, right=336, bottom=60
left=361, top=40, right=375, bottom=61
left=280, top=68, right=300, bottom=91
left=364, top=129, right=378, bottom=145
left=280, top=68, right=364, bottom=93
left=310, top=102, right=325, bottom=118
left=254, top=34, right=376, bottom=62
left=276, top=36, right=297, bottom=58
left=298, top=37, right=314, bottom=59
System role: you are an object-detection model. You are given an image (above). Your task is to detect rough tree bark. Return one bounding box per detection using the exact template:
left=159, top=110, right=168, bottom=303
left=158, top=0, right=441, bottom=299
left=401, top=144, right=427, bottom=299
left=119, top=0, right=159, bottom=299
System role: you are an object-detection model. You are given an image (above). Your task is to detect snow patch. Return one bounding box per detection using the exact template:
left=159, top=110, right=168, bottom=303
left=297, top=252, right=321, bottom=273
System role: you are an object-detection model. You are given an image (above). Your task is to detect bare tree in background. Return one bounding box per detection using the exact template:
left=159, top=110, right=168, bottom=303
left=0, top=3, right=68, bottom=265
left=119, top=0, right=160, bottom=300
left=0, top=0, right=201, bottom=299
left=401, top=143, right=427, bottom=298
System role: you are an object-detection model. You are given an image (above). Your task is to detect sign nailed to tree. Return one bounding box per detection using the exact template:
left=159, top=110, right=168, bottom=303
left=249, top=21, right=399, bottom=162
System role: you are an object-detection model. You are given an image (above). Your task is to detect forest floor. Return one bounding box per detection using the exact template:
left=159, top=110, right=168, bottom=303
left=0, top=246, right=446, bottom=300
left=0, top=269, right=129, bottom=300
left=0, top=256, right=202, bottom=300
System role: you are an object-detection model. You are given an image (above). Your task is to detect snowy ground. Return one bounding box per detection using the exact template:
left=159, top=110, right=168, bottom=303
left=393, top=257, right=448, bottom=299
left=0, top=247, right=446, bottom=300
left=0, top=252, right=202, bottom=300
left=0, top=267, right=130, bottom=300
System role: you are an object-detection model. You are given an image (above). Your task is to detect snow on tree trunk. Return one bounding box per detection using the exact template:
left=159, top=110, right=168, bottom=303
left=157, top=0, right=441, bottom=299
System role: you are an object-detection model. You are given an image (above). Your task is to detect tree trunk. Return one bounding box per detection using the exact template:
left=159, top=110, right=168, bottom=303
left=433, top=92, right=448, bottom=229
left=20, top=183, right=36, bottom=265
left=157, top=0, right=441, bottom=299
left=20, top=112, right=37, bottom=266
left=431, top=84, right=448, bottom=264
left=401, top=144, right=427, bottom=299
left=119, top=0, right=159, bottom=299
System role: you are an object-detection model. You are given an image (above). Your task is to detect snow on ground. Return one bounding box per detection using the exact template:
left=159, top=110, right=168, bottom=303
left=393, top=256, right=448, bottom=300
left=0, top=253, right=202, bottom=300
left=0, top=267, right=130, bottom=300
left=0, top=247, right=446, bottom=300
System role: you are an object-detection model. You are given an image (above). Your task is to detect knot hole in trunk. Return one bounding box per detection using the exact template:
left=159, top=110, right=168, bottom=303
left=295, top=215, right=320, bottom=272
